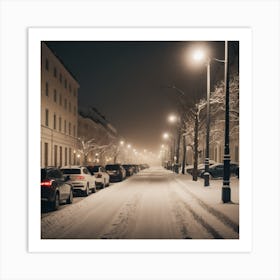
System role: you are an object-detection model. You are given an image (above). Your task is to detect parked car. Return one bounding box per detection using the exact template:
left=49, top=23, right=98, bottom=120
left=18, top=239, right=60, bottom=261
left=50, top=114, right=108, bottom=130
left=41, top=167, right=73, bottom=211
left=60, top=166, right=96, bottom=196
left=187, top=160, right=216, bottom=176
left=200, top=162, right=239, bottom=179
left=87, top=165, right=110, bottom=189
left=105, top=164, right=126, bottom=182
left=132, top=164, right=140, bottom=173
left=122, top=164, right=134, bottom=177
left=139, top=163, right=150, bottom=170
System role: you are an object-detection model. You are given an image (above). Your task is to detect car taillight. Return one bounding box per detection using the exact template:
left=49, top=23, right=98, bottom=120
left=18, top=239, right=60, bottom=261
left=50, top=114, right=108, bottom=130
left=40, top=180, right=53, bottom=187
left=97, top=173, right=102, bottom=178
left=76, top=175, right=85, bottom=180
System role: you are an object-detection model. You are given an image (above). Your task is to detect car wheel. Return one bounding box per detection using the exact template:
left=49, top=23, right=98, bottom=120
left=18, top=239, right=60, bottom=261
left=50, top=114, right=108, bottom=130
left=52, top=192, right=60, bottom=211
left=67, top=189, right=73, bottom=204
left=84, top=183, right=89, bottom=196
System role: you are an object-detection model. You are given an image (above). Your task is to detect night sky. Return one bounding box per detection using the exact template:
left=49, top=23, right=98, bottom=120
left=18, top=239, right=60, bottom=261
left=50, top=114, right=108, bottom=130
left=46, top=41, right=239, bottom=153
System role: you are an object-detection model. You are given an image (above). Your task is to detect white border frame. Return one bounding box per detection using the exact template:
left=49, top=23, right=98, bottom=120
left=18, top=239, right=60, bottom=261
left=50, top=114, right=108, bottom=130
left=28, top=27, right=252, bottom=253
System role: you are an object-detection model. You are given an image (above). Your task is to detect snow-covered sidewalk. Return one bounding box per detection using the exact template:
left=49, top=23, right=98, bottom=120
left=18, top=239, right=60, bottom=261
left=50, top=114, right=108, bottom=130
left=173, top=172, right=239, bottom=226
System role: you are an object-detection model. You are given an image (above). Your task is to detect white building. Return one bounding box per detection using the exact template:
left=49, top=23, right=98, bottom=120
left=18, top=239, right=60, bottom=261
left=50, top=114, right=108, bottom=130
left=41, top=42, right=79, bottom=167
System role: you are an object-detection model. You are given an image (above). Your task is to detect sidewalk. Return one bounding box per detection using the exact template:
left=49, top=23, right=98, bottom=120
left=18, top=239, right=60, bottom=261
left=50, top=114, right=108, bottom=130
left=173, top=172, right=239, bottom=226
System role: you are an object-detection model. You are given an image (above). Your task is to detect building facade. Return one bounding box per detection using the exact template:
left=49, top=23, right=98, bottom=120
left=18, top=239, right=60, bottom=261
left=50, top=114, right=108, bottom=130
left=41, top=42, right=79, bottom=167
left=78, top=107, right=118, bottom=165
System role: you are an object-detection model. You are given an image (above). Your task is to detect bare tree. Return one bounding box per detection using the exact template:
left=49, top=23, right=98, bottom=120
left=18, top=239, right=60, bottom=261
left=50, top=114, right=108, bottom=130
left=77, top=137, right=110, bottom=165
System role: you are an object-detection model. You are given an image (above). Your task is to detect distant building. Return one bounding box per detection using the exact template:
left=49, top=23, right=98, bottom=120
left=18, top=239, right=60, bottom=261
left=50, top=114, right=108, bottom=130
left=41, top=42, right=79, bottom=167
left=78, top=107, right=119, bottom=165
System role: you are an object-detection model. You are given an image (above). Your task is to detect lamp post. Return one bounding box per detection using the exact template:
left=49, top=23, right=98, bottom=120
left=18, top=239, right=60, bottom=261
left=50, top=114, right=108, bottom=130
left=165, top=85, right=188, bottom=174
left=193, top=51, right=211, bottom=186
left=193, top=49, right=225, bottom=187
left=222, top=41, right=231, bottom=203
left=168, top=114, right=181, bottom=174
left=162, top=132, right=174, bottom=170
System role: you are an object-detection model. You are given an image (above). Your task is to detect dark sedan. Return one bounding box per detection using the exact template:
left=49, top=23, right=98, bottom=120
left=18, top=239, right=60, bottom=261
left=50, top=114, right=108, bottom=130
left=200, top=163, right=239, bottom=179
left=122, top=164, right=134, bottom=177
left=41, top=167, right=73, bottom=210
left=105, top=164, right=126, bottom=182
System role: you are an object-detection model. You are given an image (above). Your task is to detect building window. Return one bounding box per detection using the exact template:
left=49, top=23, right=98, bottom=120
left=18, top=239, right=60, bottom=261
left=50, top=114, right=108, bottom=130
left=54, top=89, right=57, bottom=102
left=68, top=122, right=71, bottom=135
left=59, top=93, right=62, bottom=106
left=69, top=101, right=71, bottom=112
left=59, top=116, right=62, bottom=131
left=53, top=67, right=57, bottom=77
left=69, top=148, right=72, bottom=165
left=54, top=145, right=58, bottom=167
left=64, top=98, right=67, bottom=110
left=45, top=82, right=49, bottom=97
left=44, top=143, right=48, bottom=167
left=45, top=59, right=49, bottom=70
left=59, top=73, right=62, bottom=83
left=53, top=114, right=56, bottom=129
left=64, top=120, right=66, bottom=133
left=59, top=146, right=62, bottom=167
left=45, top=109, right=49, bottom=127
left=65, top=147, right=68, bottom=165
left=64, top=78, right=67, bottom=89
left=73, top=125, right=76, bottom=137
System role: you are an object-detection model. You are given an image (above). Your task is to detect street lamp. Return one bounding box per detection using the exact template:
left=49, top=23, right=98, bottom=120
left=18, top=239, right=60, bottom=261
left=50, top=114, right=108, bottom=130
left=162, top=132, right=176, bottom=171
left=222, top=41, right=231, bottom=203
left=193, top=50, right=211, bottom=186
left=165, top=85, right=188, bottom=175
left=162, top=132, right=169, bottom=140
left=168, top=114, right=177, bottom=123
left=167, top=114, right=180, bottom=174
left=193, top=48, right=225, bottom=187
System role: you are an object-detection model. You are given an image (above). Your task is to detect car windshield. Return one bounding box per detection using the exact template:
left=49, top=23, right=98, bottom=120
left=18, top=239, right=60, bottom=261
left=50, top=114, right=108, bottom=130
left=106, top=165, right=119, bottom=170
left=41, top=169, right=47, bottom=180
left=91, top=166, right=99, bottom=172
left=61, top=168, right=81, bottom=174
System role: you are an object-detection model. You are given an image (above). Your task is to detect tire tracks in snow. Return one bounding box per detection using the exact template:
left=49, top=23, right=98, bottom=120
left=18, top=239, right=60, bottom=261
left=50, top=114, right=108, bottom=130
left=100, top=192, right=141, bottom=239
left=175, top=178, right=239, bottom=235
left=169, top=190, right=223, bottom=239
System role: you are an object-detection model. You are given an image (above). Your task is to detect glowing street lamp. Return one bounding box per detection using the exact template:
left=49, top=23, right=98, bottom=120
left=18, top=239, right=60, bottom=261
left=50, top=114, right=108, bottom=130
left=193, top=49, right=205, bottom=62
left=167, top=113, right=181, bottom=174
left=168, top=114, right=177, bottom=123
left=192, top=44, right=227, bottom=188
left=192, top=48, right=210, bottom=185
left=163, top=132, right=169, bottom=140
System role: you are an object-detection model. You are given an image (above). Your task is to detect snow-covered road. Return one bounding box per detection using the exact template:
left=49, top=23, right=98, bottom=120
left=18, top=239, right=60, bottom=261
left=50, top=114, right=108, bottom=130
left=41, top=166, right=239, bottom=239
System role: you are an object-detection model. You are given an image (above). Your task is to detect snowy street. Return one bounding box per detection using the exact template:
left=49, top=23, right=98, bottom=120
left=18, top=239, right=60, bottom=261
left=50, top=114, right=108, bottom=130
left=41, top=166, right=239, bottom=239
